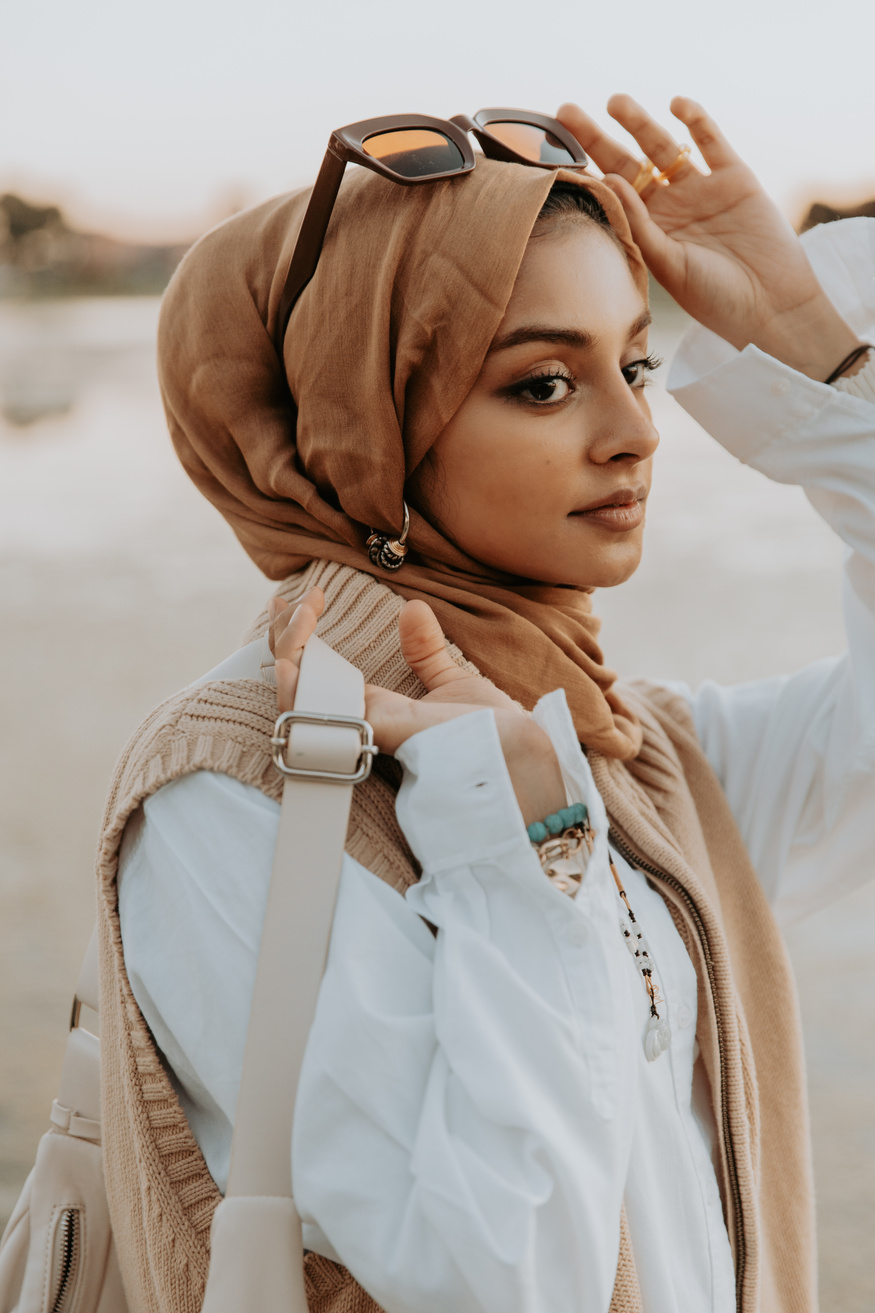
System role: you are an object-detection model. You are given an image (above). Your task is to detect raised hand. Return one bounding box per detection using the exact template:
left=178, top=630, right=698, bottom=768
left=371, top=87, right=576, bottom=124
left=558, top=95, right=863, bottom=381
left=271, top=589, right=566, bottom=828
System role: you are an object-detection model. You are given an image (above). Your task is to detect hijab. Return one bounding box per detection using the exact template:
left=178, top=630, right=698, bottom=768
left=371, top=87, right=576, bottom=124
left=158, top=156, right=649, bottom=758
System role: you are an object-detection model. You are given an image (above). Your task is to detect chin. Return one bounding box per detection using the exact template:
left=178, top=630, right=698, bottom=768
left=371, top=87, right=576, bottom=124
left=593, top=555, right=643, bottom=588
left=531, top=557, right=643, bottom=589
left=481, top=530, right=645, bottom=589
left=564, top=537, right=645, bottom=590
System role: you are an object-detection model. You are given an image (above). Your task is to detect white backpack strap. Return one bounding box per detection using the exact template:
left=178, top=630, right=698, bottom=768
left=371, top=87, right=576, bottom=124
left=226, top=633, right=373, bottom=1195
left=202, top=634, right=376, bottom=1313
left=72, top=924, right=99, bottom=1022
left=51, top=927, right=102, bottom=1143
left=51, top=632, right=362, bottom=1313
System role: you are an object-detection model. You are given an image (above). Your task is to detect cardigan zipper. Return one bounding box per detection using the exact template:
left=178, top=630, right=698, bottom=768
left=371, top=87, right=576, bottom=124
left=50, top=1207, right=80, bottom=1313
left=608, top=827, right=746, bottom=1310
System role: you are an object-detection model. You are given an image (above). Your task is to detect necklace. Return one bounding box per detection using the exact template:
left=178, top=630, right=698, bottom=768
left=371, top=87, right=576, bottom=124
left=529, top=807, right=672, bottom=1062
left=610, top=855, right=671, bottom=1061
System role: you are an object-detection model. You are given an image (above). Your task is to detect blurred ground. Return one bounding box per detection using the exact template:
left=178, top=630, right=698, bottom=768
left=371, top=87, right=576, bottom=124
left=0, top=297, right=873, bottom=1310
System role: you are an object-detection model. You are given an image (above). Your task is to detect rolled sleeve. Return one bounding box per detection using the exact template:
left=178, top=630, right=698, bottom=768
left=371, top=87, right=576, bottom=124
left=394, top=709, right=531, bottom=873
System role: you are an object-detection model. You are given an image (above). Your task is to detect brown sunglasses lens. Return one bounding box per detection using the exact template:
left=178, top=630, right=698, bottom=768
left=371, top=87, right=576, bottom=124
left=362, top=128, right=465, bottom=178
left=485, top=121, right=576, bottom=165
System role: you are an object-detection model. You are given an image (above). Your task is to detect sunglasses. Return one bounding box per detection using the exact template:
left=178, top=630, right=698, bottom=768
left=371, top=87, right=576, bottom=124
left=277, top=108, right=589, bottom=339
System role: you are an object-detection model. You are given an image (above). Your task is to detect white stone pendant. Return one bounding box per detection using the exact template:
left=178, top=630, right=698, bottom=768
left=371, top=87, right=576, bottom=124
left=645, top=1013, right=672, bottom=1062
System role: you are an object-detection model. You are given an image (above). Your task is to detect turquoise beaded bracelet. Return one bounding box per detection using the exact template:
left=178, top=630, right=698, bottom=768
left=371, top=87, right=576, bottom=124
left=527, top=801, right=588, bottom=844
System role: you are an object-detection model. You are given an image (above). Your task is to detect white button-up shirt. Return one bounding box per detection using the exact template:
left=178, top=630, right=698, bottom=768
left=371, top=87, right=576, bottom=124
left=118, top=217, right=875, bottom=1313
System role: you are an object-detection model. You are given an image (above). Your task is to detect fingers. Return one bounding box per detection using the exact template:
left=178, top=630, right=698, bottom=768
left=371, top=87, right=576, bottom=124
left=563, top=94, right=733, bottom=186
left=270, top=588, right=323, bottom=711
left=556, top=102, right=640, bottom=184
left=272, top=588, right=323, bottom=658
left=271, top=588, right=324, bottom=711
left=669, top=96, right=741, bottom=170
left=602, top=174, right=678, bottom=280
left=607, top=93, right=697, bottom=182
left=398, top=600, right=466, bottom=692
left=268, top=596, right=289, bottom=655
left=275, top=658, right=299, bottom=713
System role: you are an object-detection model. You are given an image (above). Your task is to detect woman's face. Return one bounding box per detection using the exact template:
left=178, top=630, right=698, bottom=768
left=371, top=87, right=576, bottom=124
left=413, top=220, right=659, bottom=589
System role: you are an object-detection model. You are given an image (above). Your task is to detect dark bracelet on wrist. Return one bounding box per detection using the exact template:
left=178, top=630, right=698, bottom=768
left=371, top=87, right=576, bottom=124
left=824, top=344, right=872, bottom=386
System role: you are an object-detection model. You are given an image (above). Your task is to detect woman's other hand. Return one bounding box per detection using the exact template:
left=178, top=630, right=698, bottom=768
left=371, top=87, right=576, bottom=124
left=272, top=589, right=566, bottom=828
left=558, top=95, right=864, bottom=381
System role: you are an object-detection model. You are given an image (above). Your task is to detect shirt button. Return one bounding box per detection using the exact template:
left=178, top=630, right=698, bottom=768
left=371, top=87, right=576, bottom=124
left=770, top=378, right=791, bottom=397
left=565, top=921, right=588, bottom=947
left=676, top=1004, right=693, bottom=1030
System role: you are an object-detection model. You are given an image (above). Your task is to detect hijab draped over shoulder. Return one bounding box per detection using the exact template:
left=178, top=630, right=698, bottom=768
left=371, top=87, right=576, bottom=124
left=158, top=156, right=649, bottom=758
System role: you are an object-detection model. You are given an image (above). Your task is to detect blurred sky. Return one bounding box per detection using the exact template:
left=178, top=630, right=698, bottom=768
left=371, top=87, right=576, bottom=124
left=4, top=0, right=874, bottom=241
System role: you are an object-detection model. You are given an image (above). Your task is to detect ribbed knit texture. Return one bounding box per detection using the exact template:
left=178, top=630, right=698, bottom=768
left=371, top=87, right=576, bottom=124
left=97, top=562, right=815, bottom=1313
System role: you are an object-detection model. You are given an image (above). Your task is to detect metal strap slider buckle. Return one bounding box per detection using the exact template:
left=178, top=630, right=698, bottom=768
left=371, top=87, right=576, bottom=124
left=270, top=709, right=378, bottom=783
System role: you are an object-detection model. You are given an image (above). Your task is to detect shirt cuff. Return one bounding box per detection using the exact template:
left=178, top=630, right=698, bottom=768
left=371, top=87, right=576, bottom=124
left=668, top=217, right=875, bottom=393
left=666, top=216, right=875, bottom=465
left=394, top=709, right=530, bottom=874
left=669, top=343, right=840, bottom=467
left=833, top=349, right=875, bottom=404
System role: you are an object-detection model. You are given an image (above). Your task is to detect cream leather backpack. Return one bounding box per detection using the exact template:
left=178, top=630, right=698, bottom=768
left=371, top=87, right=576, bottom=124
left=0, top=634, right=373, bottom=1313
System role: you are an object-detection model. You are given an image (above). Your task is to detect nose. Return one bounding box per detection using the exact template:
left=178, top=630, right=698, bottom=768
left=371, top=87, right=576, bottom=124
left=586, top=375, right=660, bottom=468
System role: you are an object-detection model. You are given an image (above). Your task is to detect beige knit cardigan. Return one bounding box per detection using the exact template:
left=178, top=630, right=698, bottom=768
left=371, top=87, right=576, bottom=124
left=97, top=560, right=816, bottom=1313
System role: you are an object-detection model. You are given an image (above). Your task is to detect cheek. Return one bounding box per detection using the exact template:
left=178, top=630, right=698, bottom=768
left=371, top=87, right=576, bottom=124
left=434, top=400, right=571, bottom=514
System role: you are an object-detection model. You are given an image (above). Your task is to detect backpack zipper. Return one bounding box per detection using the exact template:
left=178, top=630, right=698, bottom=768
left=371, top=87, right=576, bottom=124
left=50, top=1207, right=80, bottom=1313
left=608, top=827, right=746, bottom=1309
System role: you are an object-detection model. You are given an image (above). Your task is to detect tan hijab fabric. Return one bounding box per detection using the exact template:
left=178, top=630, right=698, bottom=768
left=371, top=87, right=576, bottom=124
left=158, top=157, right=648, bottom=757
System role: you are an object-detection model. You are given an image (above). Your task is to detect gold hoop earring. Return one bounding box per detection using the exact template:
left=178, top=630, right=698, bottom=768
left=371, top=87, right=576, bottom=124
left=366, top=502, right=410, bottom=572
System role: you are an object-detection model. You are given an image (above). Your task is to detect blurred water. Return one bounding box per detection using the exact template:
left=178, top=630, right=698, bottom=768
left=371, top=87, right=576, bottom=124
left=0, top=297, right=872, bottom=1309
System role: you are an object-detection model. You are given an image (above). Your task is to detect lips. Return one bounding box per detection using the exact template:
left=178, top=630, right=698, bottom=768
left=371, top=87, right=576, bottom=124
left=569, top=485, right=648, bottom=532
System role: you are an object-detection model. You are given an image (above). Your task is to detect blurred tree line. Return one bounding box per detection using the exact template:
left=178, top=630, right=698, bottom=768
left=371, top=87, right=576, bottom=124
left=0, top=194, right=189, bottom=297
left=1, top=188, right=873, bottom=300
left=800, top=199, right=875, bottom=230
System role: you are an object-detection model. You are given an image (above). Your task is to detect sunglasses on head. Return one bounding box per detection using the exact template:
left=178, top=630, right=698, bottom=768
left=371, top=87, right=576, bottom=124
left=278, top=108, right=589, bottom=340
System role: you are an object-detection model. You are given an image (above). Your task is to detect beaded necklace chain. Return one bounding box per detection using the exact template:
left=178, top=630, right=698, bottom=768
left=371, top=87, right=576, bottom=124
left=528, top=804, right=671, bottom=1062
left=609, top=857, right=671, bottom=1061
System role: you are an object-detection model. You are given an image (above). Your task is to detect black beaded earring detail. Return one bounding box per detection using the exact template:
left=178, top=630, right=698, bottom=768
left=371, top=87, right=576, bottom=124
left=366, top=502, right=410, bottom=572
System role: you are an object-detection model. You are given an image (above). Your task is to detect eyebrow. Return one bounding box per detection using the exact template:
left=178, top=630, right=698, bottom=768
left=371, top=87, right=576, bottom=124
left=489, top=309, right=653, bottom=355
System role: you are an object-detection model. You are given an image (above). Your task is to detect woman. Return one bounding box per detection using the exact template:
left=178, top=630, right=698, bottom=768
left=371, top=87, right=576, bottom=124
left=101, top=95, right=875, bottom=1313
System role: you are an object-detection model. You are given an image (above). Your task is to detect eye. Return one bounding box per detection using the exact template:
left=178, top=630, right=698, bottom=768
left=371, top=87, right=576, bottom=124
left=622, top=353, right=662, bottom=388
left=508, top=370, right=574, bottom=405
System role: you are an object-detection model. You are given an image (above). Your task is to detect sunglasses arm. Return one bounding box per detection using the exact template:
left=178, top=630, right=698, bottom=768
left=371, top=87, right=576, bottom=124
left=278, top=144, right=347, bottom=341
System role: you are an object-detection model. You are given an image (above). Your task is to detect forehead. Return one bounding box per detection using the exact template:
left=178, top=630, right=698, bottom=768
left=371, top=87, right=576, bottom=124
left=499, top=222, right=646, bottom=336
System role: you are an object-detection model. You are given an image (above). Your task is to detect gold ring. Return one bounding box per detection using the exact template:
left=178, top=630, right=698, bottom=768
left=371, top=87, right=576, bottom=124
left=632, top=158, right=658, bottom=195
left=655, top=144, right=691, bottom=186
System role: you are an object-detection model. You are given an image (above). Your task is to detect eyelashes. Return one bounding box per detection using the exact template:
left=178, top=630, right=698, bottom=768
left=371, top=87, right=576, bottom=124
left=506, top=353, right=664, bottom=407
left=507, top=367, right=574, bottom=405
left=622, top=353, right=663, bottom=388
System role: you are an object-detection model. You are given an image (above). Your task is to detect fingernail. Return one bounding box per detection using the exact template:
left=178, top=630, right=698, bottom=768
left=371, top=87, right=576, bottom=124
left=268, top=598, right=279, bottom=622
